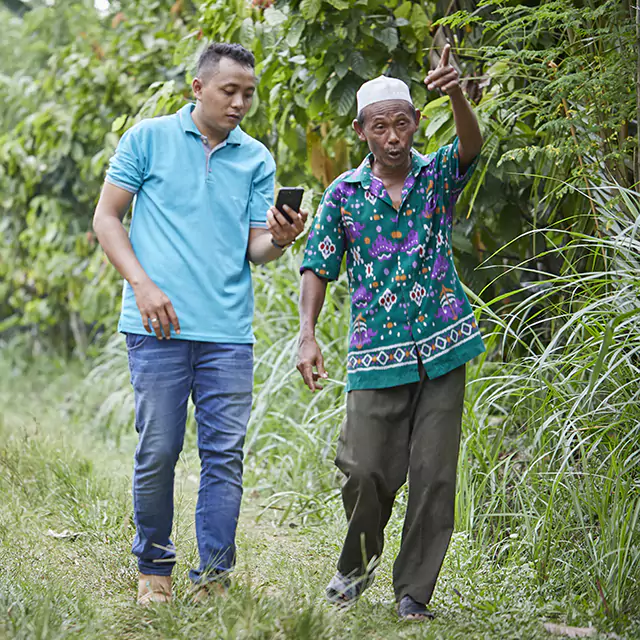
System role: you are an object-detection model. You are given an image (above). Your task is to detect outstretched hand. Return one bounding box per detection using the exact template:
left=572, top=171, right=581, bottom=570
left=424, top=44, right=461, bottom=96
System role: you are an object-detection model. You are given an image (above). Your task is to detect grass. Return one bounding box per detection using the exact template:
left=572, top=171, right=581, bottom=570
left=1, top=186, right=639, bottom=638
left=0, top=350, right=637, bottom=638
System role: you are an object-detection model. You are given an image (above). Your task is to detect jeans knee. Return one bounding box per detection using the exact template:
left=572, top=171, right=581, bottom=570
left=136, top=442, right=180, bottom=475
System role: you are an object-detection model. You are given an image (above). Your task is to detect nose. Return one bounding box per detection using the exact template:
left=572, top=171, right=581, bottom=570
left=231, top=92, right=244, bottom=110
left=388, top=127, right=400, bottom=144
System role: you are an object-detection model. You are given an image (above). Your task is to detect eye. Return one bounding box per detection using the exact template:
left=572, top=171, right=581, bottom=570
left=222, top=89, right=234, bottom=96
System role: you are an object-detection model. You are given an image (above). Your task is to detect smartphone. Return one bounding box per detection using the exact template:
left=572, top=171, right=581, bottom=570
left=275, top=187, right=304, bottom=224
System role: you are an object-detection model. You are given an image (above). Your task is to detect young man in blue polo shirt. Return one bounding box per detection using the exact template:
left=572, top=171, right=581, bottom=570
left=93, top=43, right=306, bottom=605
left=297, top=47, right=483, bottom=620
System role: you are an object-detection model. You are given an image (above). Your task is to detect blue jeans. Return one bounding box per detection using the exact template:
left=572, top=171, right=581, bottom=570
left=125, top=334, right=253, bottom=583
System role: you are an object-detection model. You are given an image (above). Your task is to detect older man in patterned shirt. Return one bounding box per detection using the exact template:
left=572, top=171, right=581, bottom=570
left=296, top=46, right=484, bottom=621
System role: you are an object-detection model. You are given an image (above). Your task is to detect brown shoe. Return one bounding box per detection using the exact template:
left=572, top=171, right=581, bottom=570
left=137, top=574, right=172, bottom=605
left=192, top=580, right=228, bottom=604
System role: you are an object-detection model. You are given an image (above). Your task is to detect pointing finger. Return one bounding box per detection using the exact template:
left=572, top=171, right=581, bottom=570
left=439, top=43, right=451, bottom=68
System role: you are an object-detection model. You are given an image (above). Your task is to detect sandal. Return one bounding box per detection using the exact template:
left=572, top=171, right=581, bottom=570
left=397, top=595, right=435, bottom=621
left=325, top=570, right=375, bottom=606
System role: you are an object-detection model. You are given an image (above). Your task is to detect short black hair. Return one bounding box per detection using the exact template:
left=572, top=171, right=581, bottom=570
left=196, top=43, right=255, bottom=81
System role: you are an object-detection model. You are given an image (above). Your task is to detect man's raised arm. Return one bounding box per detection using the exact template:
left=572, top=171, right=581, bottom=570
left=424, top=43, right=483, bottom=170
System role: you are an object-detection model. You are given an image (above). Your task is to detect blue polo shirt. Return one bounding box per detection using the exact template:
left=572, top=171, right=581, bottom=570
left=105, top=103, right=275, bottom=343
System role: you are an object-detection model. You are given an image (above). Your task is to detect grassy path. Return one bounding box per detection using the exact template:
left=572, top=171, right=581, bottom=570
left=0, top=359, right=632, bottom=640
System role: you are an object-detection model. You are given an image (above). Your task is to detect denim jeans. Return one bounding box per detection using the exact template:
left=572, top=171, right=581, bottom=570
left=125, top=334, right=253, bottom=583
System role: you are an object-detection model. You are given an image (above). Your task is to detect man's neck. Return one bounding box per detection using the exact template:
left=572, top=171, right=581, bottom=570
left=191, top=104, right=229, bottom=148
left=371, top=154, right=412, bottom=184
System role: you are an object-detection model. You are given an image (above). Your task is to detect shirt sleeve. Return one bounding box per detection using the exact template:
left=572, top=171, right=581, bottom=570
left=300, top=180, right=346, bottom=282
left=249, top=150, right=276, bottom=229
left=436, top=136, right=478, bottom=202
left=105, top=125, right=146, bottom=194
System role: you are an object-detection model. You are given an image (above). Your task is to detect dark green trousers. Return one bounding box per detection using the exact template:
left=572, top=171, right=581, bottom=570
left=335, top=363, right=466, bottom=604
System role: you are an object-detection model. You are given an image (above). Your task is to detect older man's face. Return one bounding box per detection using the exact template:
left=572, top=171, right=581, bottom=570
left=354, top=100, right=420, bottom=170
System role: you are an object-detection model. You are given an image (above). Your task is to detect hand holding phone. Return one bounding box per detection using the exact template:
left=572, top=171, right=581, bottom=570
left=275, top=187, right=304, bottom=223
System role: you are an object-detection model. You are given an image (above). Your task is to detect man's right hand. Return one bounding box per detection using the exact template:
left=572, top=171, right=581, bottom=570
left=132, top=279, right=181, bottom=339
left=297, top=335, right=328, bottom=392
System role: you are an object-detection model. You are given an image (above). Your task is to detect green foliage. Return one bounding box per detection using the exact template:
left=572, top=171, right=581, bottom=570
left=3, top=0, right=637, bottom=353
left=0, top=0, right=193, bottom=352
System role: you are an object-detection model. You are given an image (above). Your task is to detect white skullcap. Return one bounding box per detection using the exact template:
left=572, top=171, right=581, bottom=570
left=356, top=76, right=413, bottom=115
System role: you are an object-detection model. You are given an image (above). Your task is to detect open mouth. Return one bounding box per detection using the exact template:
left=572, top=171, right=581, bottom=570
left=387, top=149, right=402, bottom=159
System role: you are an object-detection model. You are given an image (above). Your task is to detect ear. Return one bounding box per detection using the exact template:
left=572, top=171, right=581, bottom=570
left=353, top=118, right=366, bottom=141
left=192, top=77, right=204, bottom=100
left=414, top=109, right=422, bottom=125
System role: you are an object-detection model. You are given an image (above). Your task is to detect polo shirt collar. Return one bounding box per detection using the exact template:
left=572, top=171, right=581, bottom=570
left=178, top=103, right=243, bottom=146
left=343, top=148, right=435, bottom=189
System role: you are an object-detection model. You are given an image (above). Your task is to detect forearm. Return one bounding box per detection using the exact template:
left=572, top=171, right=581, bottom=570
left=247, top=232, right=284, bottom=265
left=93, top=214, right=151, bottom=288
left=299, top=270, right=328, bottom=340
left=449, top=87, right=483, bottom=169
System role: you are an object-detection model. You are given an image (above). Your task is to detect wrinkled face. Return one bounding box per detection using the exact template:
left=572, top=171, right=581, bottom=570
left=353, top=100, right=420, bottom=170
left=192, top=56, right=256, bottom=135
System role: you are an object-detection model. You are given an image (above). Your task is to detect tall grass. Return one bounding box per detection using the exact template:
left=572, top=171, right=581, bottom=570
left=462, top=184, right=640, bottom=620
left=80, top=184, right=640, bottom=625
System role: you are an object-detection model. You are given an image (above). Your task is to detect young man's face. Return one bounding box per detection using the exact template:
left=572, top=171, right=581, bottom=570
left=353, top=100, right=420, bottom=170
left=192, top=57, right=256, bottom=135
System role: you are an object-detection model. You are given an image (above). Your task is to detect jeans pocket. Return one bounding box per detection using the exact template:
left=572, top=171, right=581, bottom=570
left=125, top=332, right=151, bottom=353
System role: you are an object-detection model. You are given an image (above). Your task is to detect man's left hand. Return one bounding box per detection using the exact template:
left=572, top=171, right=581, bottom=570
left=424, top=44, right=461, bottom=96
left=267, top=205, right=308, bottom=247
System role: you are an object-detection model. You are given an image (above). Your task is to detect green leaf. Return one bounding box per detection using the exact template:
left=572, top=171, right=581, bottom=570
left=335, top=57, right=350, bottom=79
left=239, top=18, right=255, bottom=49
left=326, top=0, right=350, bottom=9
left=421, top=95, right=449, bottom=113
left=394, top=1, right=412, bottom=20
left=350, top=51, right=369, bottom=78
left=374, top=27, right=398, bottom=51
left=264, top=7, right=287, bottom=27
left=286, top=20, right=305, bottom=48
left=300, top=0, right=321, bottom=20
left=424, top=110, right=451, bottom=138
left=331, top=75, right=358, bottom=117
left=111, top=115, right=128, bottom=133
left=452, top=229, right=474, bottom=254
left=411, top=4, right=431, bottom=40
left=289, top=55, right=307, bottom=65
left=294, top=92, right=308, bottom=108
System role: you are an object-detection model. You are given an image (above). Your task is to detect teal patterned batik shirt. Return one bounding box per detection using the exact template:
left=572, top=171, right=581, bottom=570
left=301, top=138, right=485, bottom=392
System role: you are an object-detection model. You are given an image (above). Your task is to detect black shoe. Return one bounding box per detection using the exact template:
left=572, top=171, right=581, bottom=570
left=397, top=595, right=436, bottom=621
left=325, top=570, right=375, bottom=606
